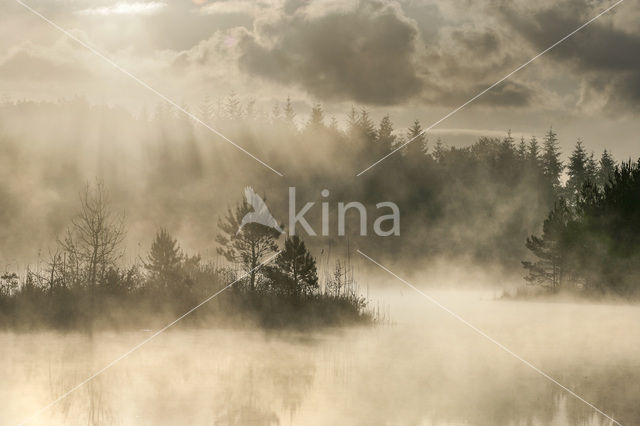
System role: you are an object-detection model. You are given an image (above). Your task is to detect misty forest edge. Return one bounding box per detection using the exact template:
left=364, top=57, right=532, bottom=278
left=1, top=95, right=640, bottom=331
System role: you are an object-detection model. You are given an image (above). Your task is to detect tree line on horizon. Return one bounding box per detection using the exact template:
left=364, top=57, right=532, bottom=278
left=1, top=94, right=639, bottom=301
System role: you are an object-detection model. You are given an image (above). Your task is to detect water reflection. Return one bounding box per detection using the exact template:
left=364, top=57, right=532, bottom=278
left=3, top=297, right=638, bottom=425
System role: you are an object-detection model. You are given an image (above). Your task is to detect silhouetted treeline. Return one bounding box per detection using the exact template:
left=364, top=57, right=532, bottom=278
left=0, top=95, right=637, bottom=295
left=522, top=159, right=640, bottom=297
left=0, top=183, right=373, bottom=330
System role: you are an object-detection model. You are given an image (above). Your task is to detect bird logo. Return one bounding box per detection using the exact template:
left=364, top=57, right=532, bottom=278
left=237, top=186, right=284, bottom=234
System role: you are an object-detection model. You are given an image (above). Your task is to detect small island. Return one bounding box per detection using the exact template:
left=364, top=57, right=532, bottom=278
left=0, top=184, right=374, bottom=332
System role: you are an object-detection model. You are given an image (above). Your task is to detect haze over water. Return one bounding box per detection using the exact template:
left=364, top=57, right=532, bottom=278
left=4, top=290, right=637, bottom=426
left=2, top=1, right=640, bottom=425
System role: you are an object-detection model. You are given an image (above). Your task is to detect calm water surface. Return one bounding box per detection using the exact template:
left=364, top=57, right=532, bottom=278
left=3, top=291, right=638, bottom=425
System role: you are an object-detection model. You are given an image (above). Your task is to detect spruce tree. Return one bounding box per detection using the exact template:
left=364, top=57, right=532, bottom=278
left=358, top=109, right=376, bottom=142
left=376, top=114, right=395, bottom=153
left=405, top=119, right=427, bottom=158
left=517, top=136, right=527, bottom=161
left=567, top=139, right=588, bottom=197
left=586, top=152, right=598, bottom=184
left=503, top=129, right=515, bottom=150
left=306, top=104, right=325, bottom=131
left=598, top=149, right=616, bottom=187
left=541, top=128, right=563, bottom=189
left=526, top=136, right=541, bottom=172
left=432, top=138, right=446, bottom=163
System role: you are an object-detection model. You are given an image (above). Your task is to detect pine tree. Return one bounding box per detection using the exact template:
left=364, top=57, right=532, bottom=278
left=522, top=199, right=572, bottom=291
left=526, top=136, right=541, bottom=168
left=405, top=119, right=427, bottom=158
left=517, top=136, right=527, bottom=161
left=346, top=106, right=359, bottom=140
left=216, top=195, right=281, bottom=290
left=144, top=229, right=183, bottom=288
left=566, top=139, right=588, bottom=197
left=268, top=235, right=318, bottom=296
left=598, top=149, right=616, bottom=187
left=376, top=115, right=395, bottom=153
left=306, top=104, right=325, bottom=131
left=586, top=151, right=598, bottom=184
left=432, top=138, right=446, bottom=163
left=358, top=109, right=376, bottom=142
left=541, top=128, right=563, bottom=189
left=503, top=129, right=515, bottom=150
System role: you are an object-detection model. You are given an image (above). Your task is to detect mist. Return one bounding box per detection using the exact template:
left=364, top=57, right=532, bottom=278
left=3, top=289, right=639, bottom=425
left=3, top=0, right=640, bottom=424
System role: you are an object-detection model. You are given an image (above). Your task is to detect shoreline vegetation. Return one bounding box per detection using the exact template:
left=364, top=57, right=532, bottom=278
left=1, top=96, right=639, bottom=330
left=0, top=185, right=380, bottom=332
left=520, top=159, right=640, bottom=300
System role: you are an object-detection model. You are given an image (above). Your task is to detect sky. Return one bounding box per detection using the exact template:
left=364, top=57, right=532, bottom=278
left=1, top=0, right=639, bottom=159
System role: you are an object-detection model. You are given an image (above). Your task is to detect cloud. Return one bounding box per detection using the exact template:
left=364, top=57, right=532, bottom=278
left=198, top=0, right=279, bottom=16
left=499, top=1, right=640, bottom=111
left=228, top=0, right=538, bottom=108
left=236, top=1, right=423, bottom=105
left=0, top=44, right=90, bottom=81
left=76, top=1, right=167, bottom=16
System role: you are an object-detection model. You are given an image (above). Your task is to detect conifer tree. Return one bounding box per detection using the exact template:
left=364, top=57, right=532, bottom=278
left=567, top=139, right=588, bottom=197
left=306, top=104, right=325, bottom=131
left=358, top=109, right=376, bottom=142
left=405, top=119, right=427, bottom=158
left=541, top=128, right=563, bottom=189
left=526, top=136, right=541, bottom=168
left=598, top=149, right=616, bottom=187
left=268, top=235, right=318, bottom=296
left=432, top=138, right=446, bottom=163
left=376, top=115, right=395, bottom=154
left=517, top=136, right=527, bottom=161
left=586, top=152, right=598, bottom=184
left=216, top=195, right=280, bottom=290
left=503, top=129, right=515, bottom=150
left=522, top=199, right=572, bottom=291
left=144, top=229, right=183, bottom=288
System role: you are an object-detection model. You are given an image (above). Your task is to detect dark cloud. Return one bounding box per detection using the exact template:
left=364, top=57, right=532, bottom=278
left=499, top=1, right=640, bottom=109
left=450, top=29, right=500, bottom=56
left=471, top=80, right=532, bottom=107
left=237, top=1, right=423, bottom=105
left=421, top=79, right=534, bottom=108
left=233, top=1, right=536, bottom=109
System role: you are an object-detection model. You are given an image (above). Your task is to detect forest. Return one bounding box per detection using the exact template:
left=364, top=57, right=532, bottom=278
left=0, top=94, right=639, bottom=332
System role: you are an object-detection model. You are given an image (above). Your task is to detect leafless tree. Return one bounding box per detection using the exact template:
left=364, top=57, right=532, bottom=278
left=59, top=181, right=126, bottom=294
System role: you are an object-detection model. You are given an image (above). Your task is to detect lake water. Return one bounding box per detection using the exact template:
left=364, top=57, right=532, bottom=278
left=2, top=291, right=638, bottom=425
